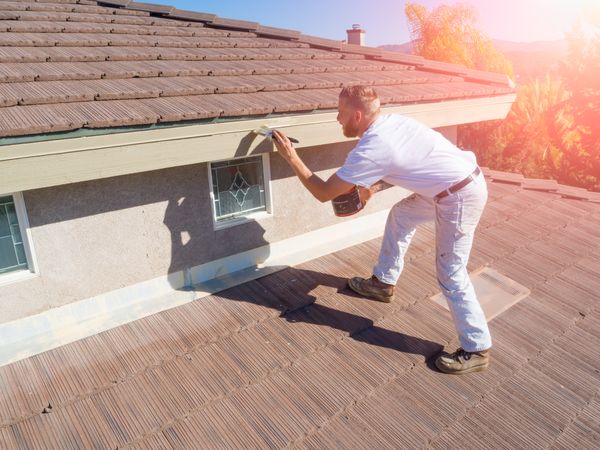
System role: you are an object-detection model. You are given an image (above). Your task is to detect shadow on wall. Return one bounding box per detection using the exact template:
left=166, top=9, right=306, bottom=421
left=161, top=133, right=355, bottom=289
left=163, top=197, right=272, bottom=287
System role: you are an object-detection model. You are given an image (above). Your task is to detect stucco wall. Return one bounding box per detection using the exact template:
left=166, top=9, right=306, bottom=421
left=0, top=141, right=404, bottom=323
left=0, top=125, right=457, bottom=323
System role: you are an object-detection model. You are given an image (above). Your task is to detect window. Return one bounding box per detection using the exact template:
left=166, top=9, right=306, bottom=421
left=209, top=155, right=271, bottom=227
left=0, top=193, right=37, bottom=284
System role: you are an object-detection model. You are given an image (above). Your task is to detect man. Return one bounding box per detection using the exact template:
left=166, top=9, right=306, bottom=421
left=272, top=85, right=491, bottom=374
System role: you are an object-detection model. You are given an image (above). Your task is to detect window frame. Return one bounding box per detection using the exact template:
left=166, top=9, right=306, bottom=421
left=207, top=153, right=273, bottom=230
left=0, top=192, right=39, bottom=286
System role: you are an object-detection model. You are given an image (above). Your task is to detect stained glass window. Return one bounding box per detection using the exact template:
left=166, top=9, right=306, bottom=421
left=210, top=156, right=267, bottom=222
left=0, top=195, right=28, bottom=274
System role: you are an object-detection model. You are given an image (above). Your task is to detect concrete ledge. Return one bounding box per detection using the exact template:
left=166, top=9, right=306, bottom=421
left=0, top=206, right=398, bottom=367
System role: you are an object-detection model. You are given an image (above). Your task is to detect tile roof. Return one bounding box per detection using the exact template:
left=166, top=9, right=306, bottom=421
left=0, top=0, right=515, bottom=138
left=0, top=173, right=599, bottom=448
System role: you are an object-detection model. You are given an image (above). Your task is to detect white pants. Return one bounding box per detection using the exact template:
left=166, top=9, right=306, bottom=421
left=374, top=173, right=491, bottom=352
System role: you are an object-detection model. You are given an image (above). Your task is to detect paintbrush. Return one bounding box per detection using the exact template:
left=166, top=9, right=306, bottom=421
left=253, top=126, right=299, bottom=143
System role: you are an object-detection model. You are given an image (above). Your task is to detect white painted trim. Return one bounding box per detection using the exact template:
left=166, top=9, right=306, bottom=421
left=0, top=192, right=39, bottom=287
left=0, top=94, right=516, bottom=193
left=0, top=205, right=400, bottom=367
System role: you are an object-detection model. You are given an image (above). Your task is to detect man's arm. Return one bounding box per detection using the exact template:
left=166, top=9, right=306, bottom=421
left=272, top=130, right=354, bottom=202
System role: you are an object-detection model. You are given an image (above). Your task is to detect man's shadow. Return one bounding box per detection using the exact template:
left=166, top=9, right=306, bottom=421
left=218, top=265, right=443, bottom=361
left=162, top=138, right=443, bottom=365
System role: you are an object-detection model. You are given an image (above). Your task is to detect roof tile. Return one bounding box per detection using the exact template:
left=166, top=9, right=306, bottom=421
left=0, top=3, right=28, bottom=12
left=340, top=42, right=383, bottom=58
left=63, top=99, right=159, bottom=128
left=144, top=75, right=216, bottom=95
left=521, top=178, right=559, bottom=192
left=0, top=103, right=80, bottom=136
left=1, top=20, right=65, bottom=33
left=288, top=88, right=340, bottom=109
left=0, top=1, right=515, bottom=138
left=589, top=192, right=600, bottom=204
left=556, top=185, right=593, bottom=200
left=85, top=78, right=161, bottom=100
left=126, top=1, right=174, bottom=15
left=15, top=62, right=104, bottom=81
left=486, top=170, right=526, bottom=184
left=297, top=34, right=342, bottom=51
left=140, top=96, right=222, bottom=122
left=209, top=17, right=259, bottom=32
left=195, top=47, right=246, bottom=60
left=96, top=0, right=132, bottom=7
left=0, top=62, right=40, bottom=82
left=61, top=22, right=115, bottom=34
left=0, top=46, right=50, bottom=63
left=112, top=7, right=151, bottom=17
left=66, top=12, right=115, bottom=23
left=0, top=12, right=19, bottom=21
left=256, top=24, right=301, bottom=40
left=203, top=92, right=272, bottom=116
left=106, top=14, right=153, bottom=25
left=375, top=50, right=426, bottom=66
left=88, top=46, right=157, bottom=61
left=166, top=9, right=216, bottom=23
left=0, top=79, right=96, bottom=105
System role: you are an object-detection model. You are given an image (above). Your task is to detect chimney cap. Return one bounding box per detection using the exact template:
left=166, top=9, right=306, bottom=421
left=352, top=24, right=361, bottom=30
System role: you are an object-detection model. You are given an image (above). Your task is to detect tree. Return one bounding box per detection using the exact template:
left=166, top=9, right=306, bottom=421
left=550, top=26, right=600, bottom=190
left=405, top=2, right=600, bottom=191
left=404, top=2, right=512, bottom=76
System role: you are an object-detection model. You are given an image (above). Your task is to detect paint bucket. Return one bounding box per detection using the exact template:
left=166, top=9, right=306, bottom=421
left=332, top=186, right=364, bottom=217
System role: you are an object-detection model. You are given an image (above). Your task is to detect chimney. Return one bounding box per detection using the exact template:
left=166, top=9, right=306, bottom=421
left=346, top=24, right=365, bottom=46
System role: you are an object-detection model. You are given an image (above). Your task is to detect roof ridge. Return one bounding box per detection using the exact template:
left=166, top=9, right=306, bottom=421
left=96, top=0, right=512, bottom=87
left=481, top=167, right=600, bottom=203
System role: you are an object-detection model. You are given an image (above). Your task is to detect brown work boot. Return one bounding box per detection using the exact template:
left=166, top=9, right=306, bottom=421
left=347, top=275, right=394, bottom=303
left=435, top=348, right=490, bottom=374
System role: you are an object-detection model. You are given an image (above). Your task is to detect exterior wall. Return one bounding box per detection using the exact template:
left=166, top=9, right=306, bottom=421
left=0, top=125, right=458, bottom=324
left=437, top=125, right=458, bottom=144
left=0, top=141, right=404, bottom=323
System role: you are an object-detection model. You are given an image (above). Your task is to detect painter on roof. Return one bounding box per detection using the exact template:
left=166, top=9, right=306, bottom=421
left=273, top=85, right=491, bottom=374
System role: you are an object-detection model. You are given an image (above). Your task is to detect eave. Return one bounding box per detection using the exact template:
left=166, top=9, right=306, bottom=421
left=0, top=94, right=516, bottom=194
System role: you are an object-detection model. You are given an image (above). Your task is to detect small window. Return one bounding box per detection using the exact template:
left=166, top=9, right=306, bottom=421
left=209, top=155, right=271, bottom=227
left=0, top=193, right=37, bottom=283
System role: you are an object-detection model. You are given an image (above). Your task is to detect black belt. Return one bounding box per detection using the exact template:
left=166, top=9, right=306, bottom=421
left=434, top=167, right=481, bottom=200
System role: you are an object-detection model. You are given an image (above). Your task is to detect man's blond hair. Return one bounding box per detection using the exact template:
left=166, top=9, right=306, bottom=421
left=339, top=86, right=381, bottom=117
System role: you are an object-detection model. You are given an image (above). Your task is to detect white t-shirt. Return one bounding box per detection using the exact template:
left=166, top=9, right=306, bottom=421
left=336, top=114, right=478, bottom=198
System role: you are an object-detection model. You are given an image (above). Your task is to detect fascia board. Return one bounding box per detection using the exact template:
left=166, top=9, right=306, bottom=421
left=0, top=94, right=516, bottom=193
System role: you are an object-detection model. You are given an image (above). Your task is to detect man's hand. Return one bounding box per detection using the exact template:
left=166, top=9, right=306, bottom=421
left=271, top=130, right=297, bottom=163
left=357, top=186, right=375, bottom=205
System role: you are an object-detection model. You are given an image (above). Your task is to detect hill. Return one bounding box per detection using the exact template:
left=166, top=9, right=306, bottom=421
left=379, top=39, right=568, bottom=81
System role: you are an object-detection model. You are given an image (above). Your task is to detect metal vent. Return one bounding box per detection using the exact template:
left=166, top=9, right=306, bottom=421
left=431, top=267, right=530, bottom=321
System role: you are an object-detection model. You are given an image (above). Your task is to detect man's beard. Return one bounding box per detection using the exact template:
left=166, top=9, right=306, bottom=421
left=343, top=122, right=359, bottom=138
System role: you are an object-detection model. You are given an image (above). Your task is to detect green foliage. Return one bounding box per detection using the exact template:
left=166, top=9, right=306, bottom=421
left=460, top=76, right=568, bottom=178
left=552, top=27, right=600, bottom=190
left=404, top=2, right=513, bottom=76
left=405, top=2, right=599, bottom=191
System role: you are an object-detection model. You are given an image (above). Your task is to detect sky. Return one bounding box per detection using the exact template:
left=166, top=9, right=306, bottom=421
left=168, top=1, right=598, bottom=47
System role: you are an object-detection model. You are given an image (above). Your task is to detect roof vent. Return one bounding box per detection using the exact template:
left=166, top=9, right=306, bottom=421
left=346, top=24, right=366, bottom=46
left=430, top=267, right=530, bottom=321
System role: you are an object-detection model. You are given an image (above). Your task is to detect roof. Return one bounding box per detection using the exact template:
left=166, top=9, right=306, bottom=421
left=0, top=0, right=515, bottom=138
left=1, top=173, right=599, bottom=448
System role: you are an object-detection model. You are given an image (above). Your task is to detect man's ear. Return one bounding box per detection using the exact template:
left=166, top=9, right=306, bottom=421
left=353, top=109, right=363, bottom=123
